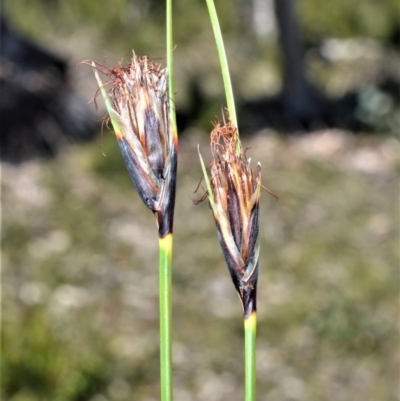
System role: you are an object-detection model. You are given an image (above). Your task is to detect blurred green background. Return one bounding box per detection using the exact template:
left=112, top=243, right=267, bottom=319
left=2, top=1, right=399, bottom=400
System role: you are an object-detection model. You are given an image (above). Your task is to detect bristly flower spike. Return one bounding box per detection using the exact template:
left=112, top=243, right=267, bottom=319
left=88, top=53, right=177, bottom=237
left=198, top=118, right=261, bottom=318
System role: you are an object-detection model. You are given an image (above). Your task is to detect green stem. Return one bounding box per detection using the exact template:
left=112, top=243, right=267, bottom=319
left=167, top=0, right=178, bottom=140
left=159, top=233, right=173, bottom=401
left=162, top=4, right=176, bottom=400
left=244, top=311, right=257, bottom=401
left=205, top=0, right=237, bottom=129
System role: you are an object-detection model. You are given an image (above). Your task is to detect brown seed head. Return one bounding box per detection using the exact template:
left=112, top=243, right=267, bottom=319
left=88, top=53, right=177, bottom=236
left=206, top=120, right=261, bottom=316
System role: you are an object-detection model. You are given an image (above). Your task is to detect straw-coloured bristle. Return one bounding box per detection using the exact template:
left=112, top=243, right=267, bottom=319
left=89, top=53, right=177, bottom=237
left=199, top=119, right=261, bottom=318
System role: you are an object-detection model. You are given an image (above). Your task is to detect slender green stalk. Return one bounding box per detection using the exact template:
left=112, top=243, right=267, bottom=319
left=244, top=311, right=257, bottom=401
left=167, top=0, right=178, bottom=141
left=205, top=0, right=237, bottom=129
left=166, top=0, right=177, bottom=126
left=159, top=4, right=177, bottom=400
left=158, top=4, right=176, bottom=401
left=159, top=233, right=173, bottom=401
left=203, top=2, right=258, bottom=400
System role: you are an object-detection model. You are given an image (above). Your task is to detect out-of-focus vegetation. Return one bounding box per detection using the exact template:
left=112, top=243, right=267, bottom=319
left=2, top=131, right=399, bottom=401
left=2, top=1, right=400, bottom=401
left=4, top=0, right=400, bottom=133
left=5, top=0, right=400, bottom=48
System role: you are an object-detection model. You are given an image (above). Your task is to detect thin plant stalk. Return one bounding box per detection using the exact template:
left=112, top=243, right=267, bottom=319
left=167, top=0, right=177, bottom=135
left=203, top=2, right=258, bottom=400
left=158, top=2, right=176, bottom=400
left=159, top=233, right=173, bottom=401
left=245, top=311, right=257, bottom=401
left=204, top=0, right=237, bottom=129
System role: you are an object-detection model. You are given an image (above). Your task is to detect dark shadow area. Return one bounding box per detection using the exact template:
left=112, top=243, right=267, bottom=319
left=238, top=76, right=400, bottom=134
left=0, top=15, right=99, bottom=163
left=174, top=75, right=400, bottom=135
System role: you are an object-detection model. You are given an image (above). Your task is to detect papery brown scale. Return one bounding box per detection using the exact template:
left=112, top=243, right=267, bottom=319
left=226, top=165, right=243, bottom=251
left=240, top=161, right=253, bottom=204
left=118, top=137, right=158, bottom=209
left=243, top=202, right=259, bottom=267
left=159, top=100, right=169, bottom=163
left=144, top=108, right=164, bottom=178
left=215, top=220, right=244, bottom=284
left=128, top=100, right=139, bottom=144
left=122, top=90, right=139, bottom=145
left=211, top=162, right=227, bottom=210
left=230, top=166, right=248, bottom=240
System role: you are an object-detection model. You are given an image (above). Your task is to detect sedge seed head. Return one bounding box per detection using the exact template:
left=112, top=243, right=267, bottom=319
left=205, top=120, right=261, bottom=313
left=88, top=52, right=177, bottom=236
